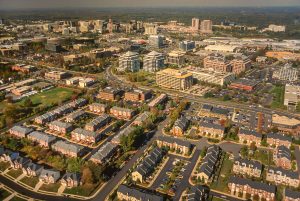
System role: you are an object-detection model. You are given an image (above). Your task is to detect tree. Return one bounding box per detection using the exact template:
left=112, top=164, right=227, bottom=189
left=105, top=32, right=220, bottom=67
left=81, top=167, right=93, bottom=184
left=67, top=157, right=84, bottom=173
left=23, top=98, right=33, bottom=108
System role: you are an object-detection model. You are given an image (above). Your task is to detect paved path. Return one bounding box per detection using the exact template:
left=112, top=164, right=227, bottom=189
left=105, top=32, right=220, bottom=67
left=15, top=173, right=26, bottom=182
left=3, top=192, right=16, bottom=201
left=33, top=181, right=43, bottom=192
left=57, top=185, right=66, bottom=195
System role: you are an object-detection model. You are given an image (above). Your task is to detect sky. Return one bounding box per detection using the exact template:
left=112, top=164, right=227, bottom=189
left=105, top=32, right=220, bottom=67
left=1, top=0, right=300, bottom=10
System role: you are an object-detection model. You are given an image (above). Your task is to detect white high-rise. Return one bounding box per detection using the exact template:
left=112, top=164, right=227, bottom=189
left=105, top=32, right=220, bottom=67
left=143, top=51, right=165, bottom=72
left=118, top=51, right=140, bottom=72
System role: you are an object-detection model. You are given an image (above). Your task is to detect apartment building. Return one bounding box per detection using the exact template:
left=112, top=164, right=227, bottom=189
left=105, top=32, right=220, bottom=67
left=166, top=50, right=185, bottom=66
left=45, top=71, right=70, bottom=80
left=191, top=18, right=200, bottom=30
left=228, top=176, right=276, bottom=201
left=200, top=20, right=213, bottom=34
left=124, top=89, right=152, bottom=102
left=273, top=145, right=292, bottom=170
left=27, top=131, right=56, bottom=148
left=198, top=122, right=225, bottom=139
left=71, top=128, right=101, bottom=144
left=143, top=51, right=165, bottom=72
left=267, top=133, right=292, bottom=148
left=238, top=129, right=262, bottom=145
left=118, top=51, right=140, bottom=72
left=285, top=189, right=300, bottom=201
left=9, top=125, right=33, bottom=138
left=85, top=114, right=111, bottom=132
left=48, top=120, right=73, bottom=135
left=110, top=106, right=135, bottom=120
left=233, top=158, right=262, bottom=178
left=144, top=23, right=158, bottom=35
left=51, top=140, right=84, bottom=157
left=156, top=136, right=192, bottom=155
left=97, top=87, right=124, bottom=101
left=148, top=93, right=168, bottom=108
left=266, top=167, right=300, bottom=188
left=156, top=68, right=193, bottom=91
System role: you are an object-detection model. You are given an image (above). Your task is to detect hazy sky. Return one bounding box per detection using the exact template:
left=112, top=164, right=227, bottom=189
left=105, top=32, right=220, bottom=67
left=1, top=0, right=300, bottom=9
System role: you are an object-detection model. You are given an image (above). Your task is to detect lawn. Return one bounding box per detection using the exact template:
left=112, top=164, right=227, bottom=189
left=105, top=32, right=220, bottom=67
left=6, top=169, right=23, bottom=179
left=211, top=154, right=233, bottom=192
left=271, top=85, right=285, bottom=109
left=20, top=176, right=39, bottom=188
left=251, top=150, right=274, bottom=167
left=39, top=183, right=60, bottom=192
left=0, top=188, right=12, bottom=200
left=64, top=184, right=97, bottom=196
left=0, top=161, right=10, bottom=172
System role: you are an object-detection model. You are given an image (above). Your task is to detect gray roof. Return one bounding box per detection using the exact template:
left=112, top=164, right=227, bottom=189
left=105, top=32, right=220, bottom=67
left=199, top=145, right=222, bottom=178
left=229, top=176, right=276, bottom=194
left=66, top=110, right=85, bottom=120
left=40, top=169, right=60, bottom=181
left=276, top=145, right=291, bottom=160
left=134, top=111, right=151, bottom=123
left=199, top=122, right=225, bottom=131
left=28, top=131, right=56, bottom=143
left=10, top=125, right=33, bottom=135
left=49, top=120, right=73, bottom=129
left=173, top=116, right=189, bottom=131
left=52, top=140, right=84, bottom=154
left=186, top=185, right=209, bottom=201
left=267, top=133, right=292, bottom=143
left=112, top=126, right=135, bottom=143
left=234, top=158, right=262, bottom=170
left=285, top=188, right=300, bottom=199
left=23, top=161, right=43, bottom=172
left=111, top=106, right=134, bottom=113
left=90, top=142, right=118, bottom=162
left=268, top=167, right=299, bottom=179
left=118, top=184, right=163, bottom=201
left=85, top=114, right=110, bottom=127
left=62, top=172, right=81, bottom=182
left=239, top=129, right=261, bottom=138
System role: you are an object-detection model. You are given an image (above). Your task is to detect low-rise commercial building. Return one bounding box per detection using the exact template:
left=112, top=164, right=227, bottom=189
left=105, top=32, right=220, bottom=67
left=45, top=71, right=70, bottom=80
left=229, top=78, right=260, bottom=91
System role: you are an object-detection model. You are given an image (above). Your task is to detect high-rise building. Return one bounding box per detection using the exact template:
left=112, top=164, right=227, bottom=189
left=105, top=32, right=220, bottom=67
left=156, top=68, right=193, bottom=91
left=108, top=18, right=113, bottom=34
left=192, top=18, right=200, bottom=30
left=166, top=51, right=185, bottom=67
left=118, top=51, right=140, bottom=72
left=144, top=23, right=158, bottom=35
left=179, top=40, right=196, bottom=52
left=200, top=20, right=213, bottom=34
left=149, top=35, right=165, bottom=48
left=143, top=51, right=165, bottom=72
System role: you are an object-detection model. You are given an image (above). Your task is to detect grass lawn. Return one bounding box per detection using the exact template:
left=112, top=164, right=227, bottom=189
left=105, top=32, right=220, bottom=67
left=0, top=188, right=12, bottom=200
left=64, top=184, right=97, bottom=196
left=6, top=169, right=23, bottom=179
left=251, top=150, right=274, bottom=167
left=271, top=85, right=285, bottom=109
left=0, top=161, right=10, bottom=172
left=20, top=176, right=39, bottom=188
left=211, top=154, right=233, bottom=192
left=0, top=87, right=77, bottom=113
left=39, top=183, right=60, bottom=192
left=10, top=196, right=27, bottom=201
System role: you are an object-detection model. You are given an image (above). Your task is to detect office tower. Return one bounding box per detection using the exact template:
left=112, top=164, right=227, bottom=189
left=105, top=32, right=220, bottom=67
left=200, top=20, right=213, bottom=34
left=149, top=35, right=165, bottom=48
left=144, top=23, right=158, bottom=35
left=179, top=40, right=196, bottom=52
left=118, top=51, right=140, bottom=72
left=143, top=51, right=165, bottom=72
left=108, top=18, right=113, bottom=34
left=192, top=18, right=200, bottom=30
left=166, top=51, right=185, bottom=67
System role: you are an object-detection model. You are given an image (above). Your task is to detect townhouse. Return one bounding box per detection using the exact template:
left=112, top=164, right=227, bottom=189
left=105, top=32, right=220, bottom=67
left=238, top=129, right=262, bottom=145
left=90, top=142, right=118, bottom=164
left=0, top=150, right=19, bottom=163
left=228, top=176, right=276, bottom=201
left=10, top=155, right=31, bottom=169
left=133, top=111, right=151, bottom=126
left=273, top=145, right=292, bottom=170
left=267, top=133, right=292, bottom=148
left=97, top=87, right=124, bottom=101
left=197, top=145, right=222, bottom=183
left=171, top=116, right=189, bottom=136
left=85, top=114, right=111, bottom=132
left=9, top=125, right=33, bottom=138
left=61, top=172, right=82, bottom=188
left=198, top=122, right=225, bottom=139
left=65, top=110, right=86, bottom=123
left=111, top=126, right=135, bottom=144
left=89, top=103, right=108, bottom=114
left=34, top=112, right=58, bottom=124
left=185, top=185, right=210, bottom=201
left=71, top=128, right=101, bottom=144
left=27, top=131, right=56, bottom=148
left=199, top=104, right=229, bottom=120
left=22, top=162, right=44, bottom=177
left=284, top=189, right=300, bottom=201
left=51, top=140, right=85, bottom=157
left=132, top=147, right=164, bottom=183
left=156, top=135, right=192, bottom=155
left=39, top=169, right=61, bottom=184
left=233, top=158, right=262, bottom=178
left=110, top=106, right=135, bottom=120
left=266, top=167, right=300, bottom=188
left=48, top=120, right=73, bottom=134
left=69, top=98, right=88, bottom=108
left=117, top=184, right=163, bottom=201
